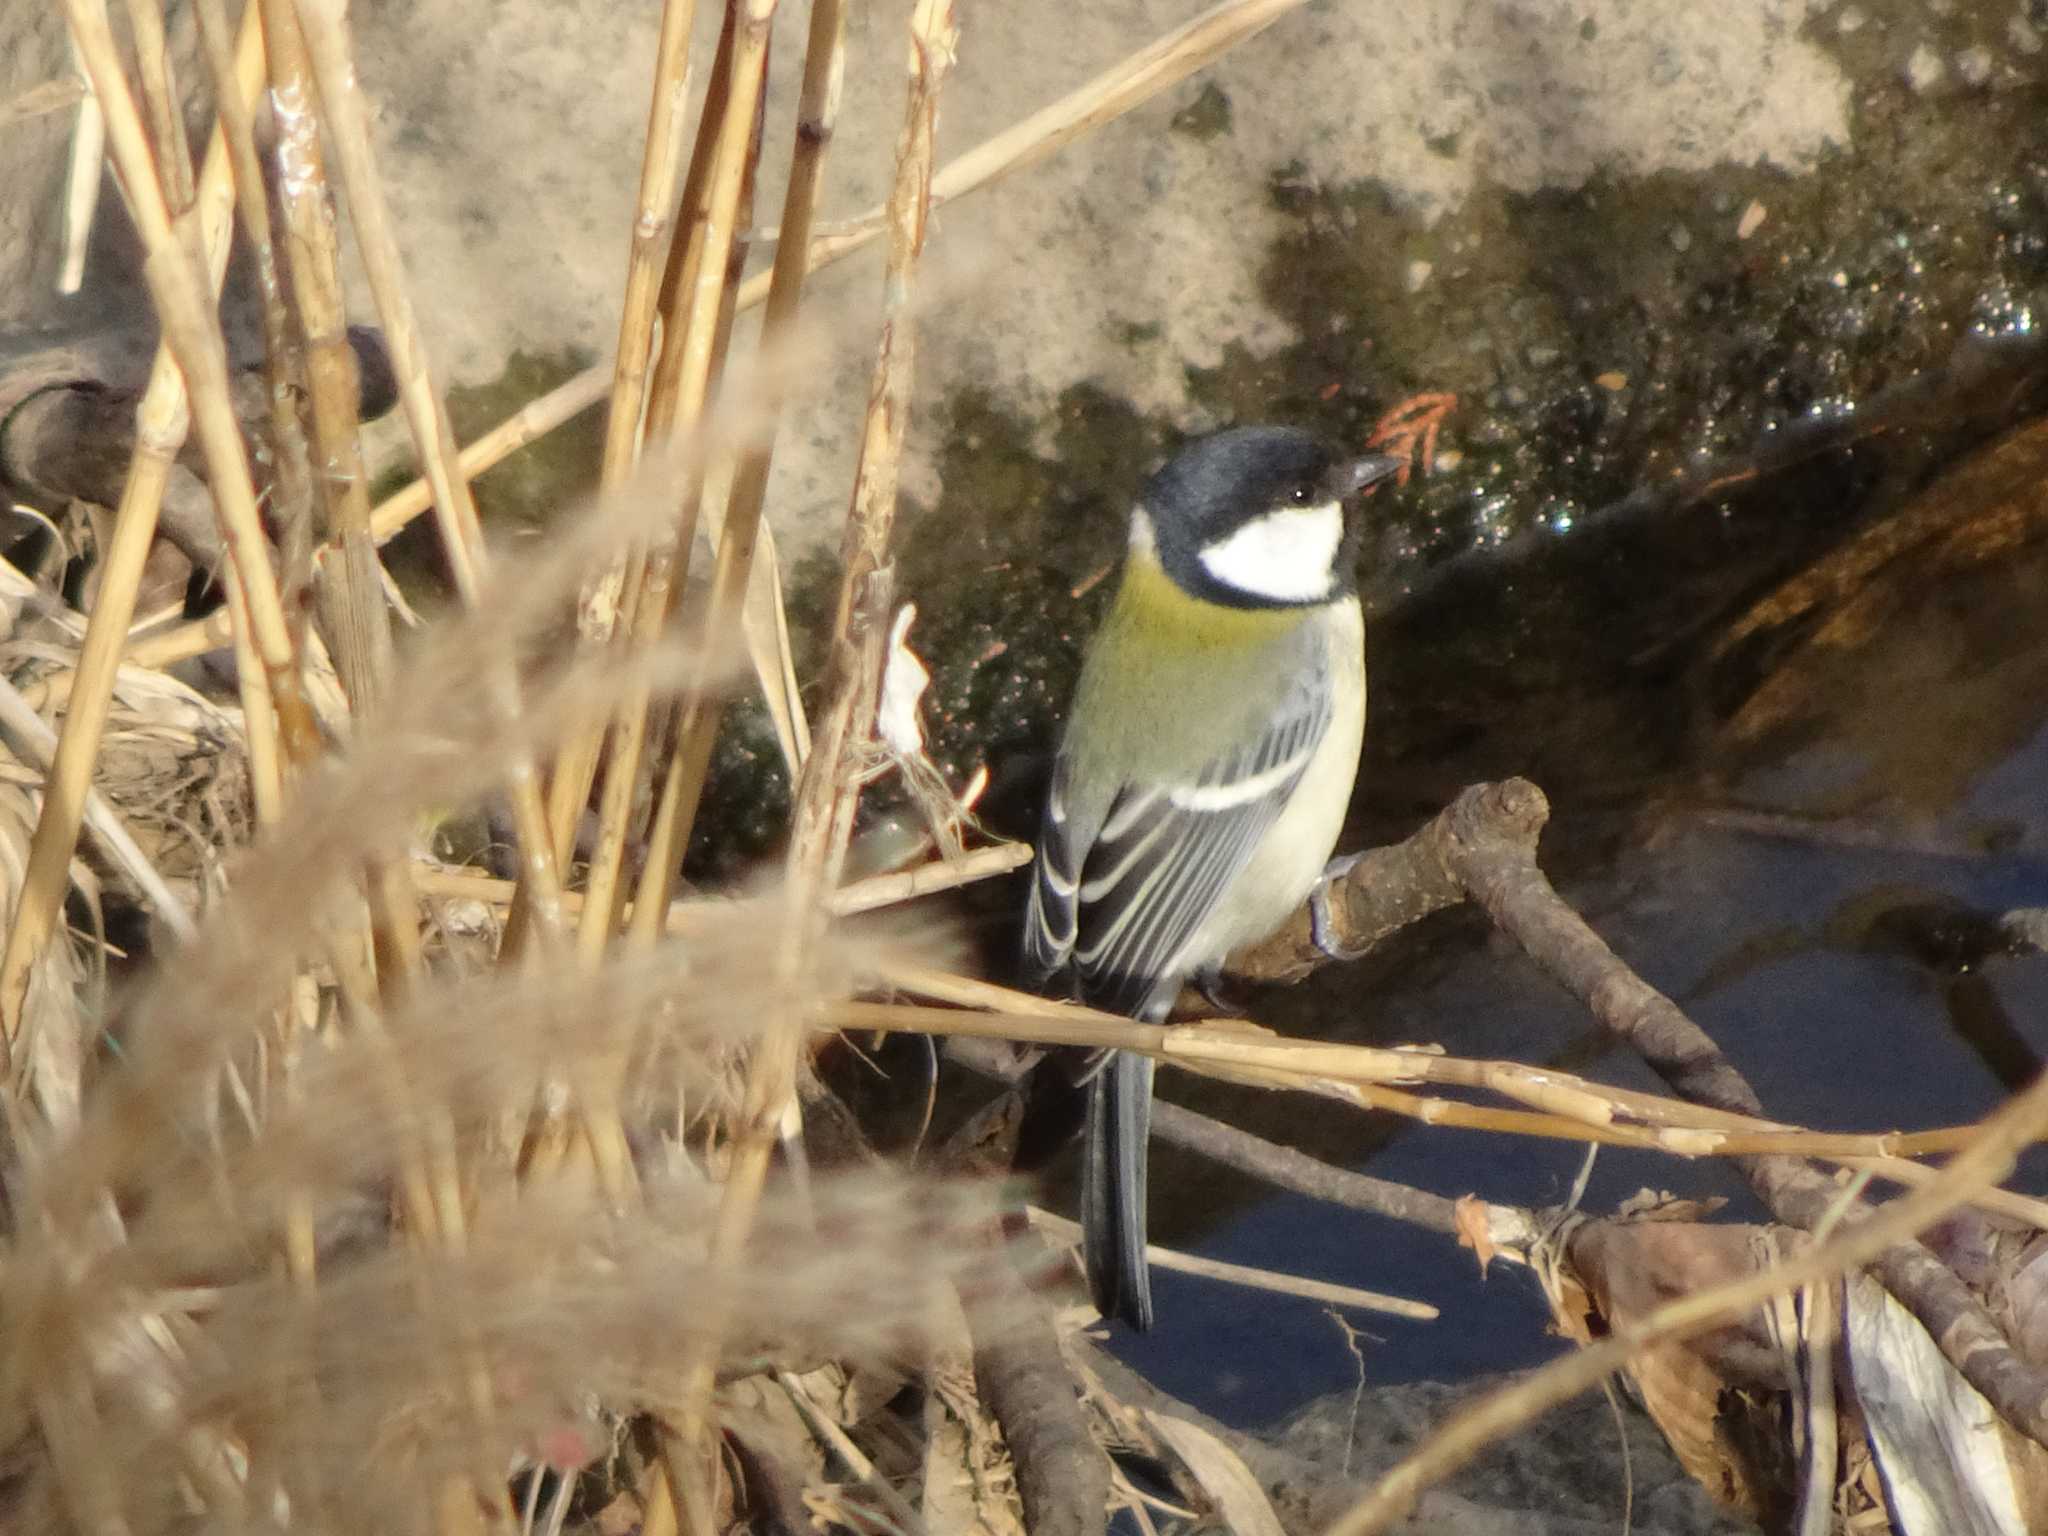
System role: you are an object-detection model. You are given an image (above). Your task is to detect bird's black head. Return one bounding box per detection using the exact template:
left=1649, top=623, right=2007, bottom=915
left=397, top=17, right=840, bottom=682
left=1132, top=425, right=1402, bottom=610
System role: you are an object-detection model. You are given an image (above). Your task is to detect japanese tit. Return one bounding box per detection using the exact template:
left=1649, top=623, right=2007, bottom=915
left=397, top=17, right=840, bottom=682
left=1022, top=425, right=1401, bottom=1330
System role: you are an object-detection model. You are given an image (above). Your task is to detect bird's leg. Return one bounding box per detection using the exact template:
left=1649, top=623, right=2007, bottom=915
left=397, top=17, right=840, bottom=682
left=1309, top=849, right=1370, bottom=960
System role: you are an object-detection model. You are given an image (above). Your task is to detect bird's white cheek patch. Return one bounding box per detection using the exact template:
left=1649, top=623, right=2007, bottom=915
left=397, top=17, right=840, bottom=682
left=1197, top=502, right=1343, bottom=602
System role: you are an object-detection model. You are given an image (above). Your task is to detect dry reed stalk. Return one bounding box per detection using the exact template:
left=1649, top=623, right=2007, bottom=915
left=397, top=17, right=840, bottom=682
left=0, top=5, right=267, bottom=1041
left=0, top=677, right=192, bottom=938
left=497, top=2, right=738, bottom=967
left=121, top=354, right=605, bottom=670
left=776, top=1369, right=929, bottom=1536
left=625, top=0, right=853, bottom=944
left=2, top=77, right=87, bottom=128
left=521, top=0, right=701, bottom=968
left=1023, top=1206, right=1439, bottom=1320
left=833, top=997, right=2048, bottom=1226
left=412, top=837, right=1026, bottom=924
left=662, top=4, right=958, bottom=1525
left=599, top=0, right=702, bottom=496
left=254, top=0, right=426, bottom=996
left=759, top=0, right=1313, bottom=284
left=58, top=35, right=106, bottom=296
left=118, top=0, right=1323, bottom=687
left=116, top=0, right=195, bottom=214
left=193, top=0, right=315, bottom=585
left=562, top=0, right=772, bottom=975
left=258, top=0, right=384, bottom=677
left=290, top=0, right=569, bottom=944
left=68, top=1, right=320, bottom=748
left=1321, top=1061, right=2048, bottom=1534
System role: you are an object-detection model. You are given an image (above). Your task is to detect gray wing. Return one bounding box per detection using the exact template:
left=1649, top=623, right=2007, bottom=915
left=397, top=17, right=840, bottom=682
left=1022, top=685, right=1332, bottom=1018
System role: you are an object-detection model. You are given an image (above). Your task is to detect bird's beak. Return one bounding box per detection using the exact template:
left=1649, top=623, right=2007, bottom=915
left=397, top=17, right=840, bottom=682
left=1332, top=453, right=1406, bottom=498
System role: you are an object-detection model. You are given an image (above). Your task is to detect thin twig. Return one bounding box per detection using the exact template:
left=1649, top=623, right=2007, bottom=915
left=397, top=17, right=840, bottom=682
left=1436, top=779, right=2048, bottom=1448
left=1026, top=1206, right=1438, bottom=1320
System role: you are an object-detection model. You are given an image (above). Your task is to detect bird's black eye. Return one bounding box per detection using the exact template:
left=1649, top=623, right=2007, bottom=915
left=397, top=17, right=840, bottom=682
left=1289, top=482, right=1314, bottom=505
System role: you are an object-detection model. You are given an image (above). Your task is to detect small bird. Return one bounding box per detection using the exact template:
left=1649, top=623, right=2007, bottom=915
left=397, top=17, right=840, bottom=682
left=1022, top=425, right=1402, bottom=1330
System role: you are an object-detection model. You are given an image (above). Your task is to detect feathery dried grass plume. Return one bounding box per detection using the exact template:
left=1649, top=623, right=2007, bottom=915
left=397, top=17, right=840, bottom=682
left=0, top=436, right=1011, bottom=1535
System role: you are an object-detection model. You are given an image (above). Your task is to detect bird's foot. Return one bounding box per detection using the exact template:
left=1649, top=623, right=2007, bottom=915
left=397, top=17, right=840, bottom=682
left=1310, top=850, right=1369, bottom=960
left=1190, top=965, right=1236, bottom=1013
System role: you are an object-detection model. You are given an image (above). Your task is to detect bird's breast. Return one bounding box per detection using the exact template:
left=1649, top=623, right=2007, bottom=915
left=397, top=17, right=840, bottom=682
left=1177, top=599, right=1366, bottom=968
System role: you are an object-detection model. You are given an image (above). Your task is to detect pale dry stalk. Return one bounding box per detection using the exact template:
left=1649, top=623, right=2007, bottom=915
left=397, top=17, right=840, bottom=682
left=411, top=837, right=1028, bottom=925
left=775, top=0, right=1313, bottom=281
left=835, top=993, right=2048, bottom=1227
left=500, top=4, right=736, bottom=968
left=511, top=0, right=698, bottom=982
left=663, top=3, right=959, bottom=1524
left=117, top=0, right=195, bottom=214
left=0, top=5, right=268, bottom=1040
left=600, top=0, right=702, bottom=496
left=290, top=0, right=569, bottom=943
left=256, top=0, right=425, bottom=994
left=625, top=0, right=854, bottom=945
left=193, top=0, right=318, bottom=591
left=569, top=1, right=772, bottom=971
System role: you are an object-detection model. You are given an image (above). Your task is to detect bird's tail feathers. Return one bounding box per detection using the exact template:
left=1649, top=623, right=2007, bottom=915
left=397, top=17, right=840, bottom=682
left=1082, top=1049, right=1155, bottom=1331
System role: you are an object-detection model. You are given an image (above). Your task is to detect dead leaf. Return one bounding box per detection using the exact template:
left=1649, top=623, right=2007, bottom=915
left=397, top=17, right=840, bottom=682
left=1454, top=1193, right=1497, bottom=1273
left=1144, top=1410, right=1286, bottom=1536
